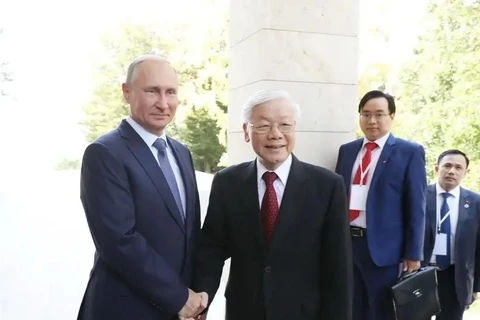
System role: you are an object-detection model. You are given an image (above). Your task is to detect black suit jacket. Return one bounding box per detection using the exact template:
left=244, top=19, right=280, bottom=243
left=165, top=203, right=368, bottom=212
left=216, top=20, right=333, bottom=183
left=194, top=155, right=353, bottom=320
left=422, top=184, right=480, bottom=307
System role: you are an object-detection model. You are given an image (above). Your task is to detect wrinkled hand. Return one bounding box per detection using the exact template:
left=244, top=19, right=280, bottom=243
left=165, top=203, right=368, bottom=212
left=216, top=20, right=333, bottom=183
left=402, top=259, right=420, bottom=273
left=179, top=311, right=207, bottom=320
left=178, top=289, right=208, bottom=319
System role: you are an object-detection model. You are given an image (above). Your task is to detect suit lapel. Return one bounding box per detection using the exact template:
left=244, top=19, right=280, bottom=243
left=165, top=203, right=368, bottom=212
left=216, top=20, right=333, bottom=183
left=269, top=156, right=307, bottom=254
left=427, top=184, right=437, bottom=241
left=168, top=138, right=196, bottom=236
left=342, top=140, right=363, bottom=190
left=370, top=134, right=396, bottom=187
left=238, top=160, right=265, bottom=254
left=119, top=120, right=186, bottom=233
left=455, top=188, right=470, bottom=252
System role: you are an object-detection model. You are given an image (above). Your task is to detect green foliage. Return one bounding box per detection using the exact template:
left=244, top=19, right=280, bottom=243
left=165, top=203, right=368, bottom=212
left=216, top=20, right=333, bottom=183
left=81, top=24, right=177, bottom=142
left=358, top=62, right=391, bottom=95
left=180, top=106, right=226, bottom=173
left=81, top=13, right=229, bottom=172
left=396, top=0, right=480, bottom=190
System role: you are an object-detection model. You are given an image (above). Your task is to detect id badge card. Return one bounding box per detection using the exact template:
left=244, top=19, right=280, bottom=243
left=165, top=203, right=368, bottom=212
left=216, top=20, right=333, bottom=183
left=433, top=233, right=447, bottom=256
left=350, top=185, right=368, bottom=211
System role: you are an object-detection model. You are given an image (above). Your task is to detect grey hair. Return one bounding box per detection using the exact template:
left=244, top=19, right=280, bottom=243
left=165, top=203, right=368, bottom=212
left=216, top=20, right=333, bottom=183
left=125, top=54, right=176, bottom=85
left=242, top=89, right=301, bottom=124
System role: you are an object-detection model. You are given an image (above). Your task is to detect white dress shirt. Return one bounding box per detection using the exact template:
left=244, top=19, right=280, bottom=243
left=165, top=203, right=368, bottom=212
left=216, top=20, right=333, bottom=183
left=126, top=117, right=187, bottom=214
left=350, top=133, right=390, bottom=228
left=430, top=183, right=460, bottom=264
left=257, top=154, right=292, bottom=208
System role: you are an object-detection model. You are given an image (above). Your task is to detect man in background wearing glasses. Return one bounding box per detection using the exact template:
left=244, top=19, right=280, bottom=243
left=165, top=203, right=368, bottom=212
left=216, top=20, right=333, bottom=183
left=192, top=89, right=353, bottom=320
left=335, top=90, right=427, bottom=320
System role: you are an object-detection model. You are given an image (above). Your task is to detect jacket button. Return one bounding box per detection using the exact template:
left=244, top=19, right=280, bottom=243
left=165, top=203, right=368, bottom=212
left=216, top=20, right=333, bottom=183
left=264, top=266, right=272, bottom=273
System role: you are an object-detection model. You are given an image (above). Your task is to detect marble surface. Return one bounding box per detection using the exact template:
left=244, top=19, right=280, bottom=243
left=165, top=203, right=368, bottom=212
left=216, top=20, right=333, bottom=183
left=229, top=29, right=358, bottom=90
left=229, top=80, right=358, bottom=133
left=228, top=0, right=359, bottom=167
left=230, top=0, right=359, bottom=47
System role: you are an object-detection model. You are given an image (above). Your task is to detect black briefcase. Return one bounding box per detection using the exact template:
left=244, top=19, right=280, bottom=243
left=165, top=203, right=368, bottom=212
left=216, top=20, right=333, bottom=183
left=389, top=267, right=441, bottom=320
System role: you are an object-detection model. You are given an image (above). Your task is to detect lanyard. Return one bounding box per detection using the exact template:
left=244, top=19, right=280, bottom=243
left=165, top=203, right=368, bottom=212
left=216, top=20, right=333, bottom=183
left=437, top=207, right=451, bottom=233
left=359, top=161, right=372, bottom=184
left=356, top=147, right=373, bottom=184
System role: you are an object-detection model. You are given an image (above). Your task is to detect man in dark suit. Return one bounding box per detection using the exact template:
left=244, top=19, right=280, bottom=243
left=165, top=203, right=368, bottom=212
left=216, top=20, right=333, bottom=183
left=193, top=90, right=353, bottom=320
left=78, top=55, right=207, bottom=320
left=335, top=90, right=427, bottom=320
left=422, top=149, right=480, bottom=320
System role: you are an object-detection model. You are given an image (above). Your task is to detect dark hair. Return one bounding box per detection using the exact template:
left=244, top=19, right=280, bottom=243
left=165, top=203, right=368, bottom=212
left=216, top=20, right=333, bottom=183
left=358, top=90, right=396, bottom=114
left=437, top=149, right=470, bottom=168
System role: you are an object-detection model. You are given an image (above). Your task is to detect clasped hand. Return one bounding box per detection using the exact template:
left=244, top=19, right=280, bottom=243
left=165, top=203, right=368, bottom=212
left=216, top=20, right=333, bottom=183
left=178, top=289, right=208, bottom=320
left=402, top=259, right=420, bottom=273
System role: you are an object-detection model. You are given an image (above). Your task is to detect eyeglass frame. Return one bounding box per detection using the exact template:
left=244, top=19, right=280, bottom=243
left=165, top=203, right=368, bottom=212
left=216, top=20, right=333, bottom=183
left=247, top=121, right=296, bottom=134
left=359, top=112, right=392, bottom=120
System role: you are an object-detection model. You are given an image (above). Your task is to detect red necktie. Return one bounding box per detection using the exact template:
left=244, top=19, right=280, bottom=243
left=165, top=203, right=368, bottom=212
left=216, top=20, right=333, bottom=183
left=349, top=142, right=378, bottom=222
left=261, top=172, right=279, bottom=246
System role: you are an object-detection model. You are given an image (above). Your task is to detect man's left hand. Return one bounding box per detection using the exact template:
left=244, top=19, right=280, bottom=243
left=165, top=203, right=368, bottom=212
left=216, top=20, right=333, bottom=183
left=402, top=259, right=420, bottom=273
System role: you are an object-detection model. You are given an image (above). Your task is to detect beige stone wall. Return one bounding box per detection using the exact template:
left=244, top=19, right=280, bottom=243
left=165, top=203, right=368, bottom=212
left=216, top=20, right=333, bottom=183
left=228, top=0, right=359, bottom=169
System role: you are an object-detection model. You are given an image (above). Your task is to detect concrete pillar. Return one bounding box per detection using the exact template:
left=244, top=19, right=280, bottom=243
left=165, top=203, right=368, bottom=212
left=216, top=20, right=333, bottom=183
left=228, top=0, right=359, bottom=169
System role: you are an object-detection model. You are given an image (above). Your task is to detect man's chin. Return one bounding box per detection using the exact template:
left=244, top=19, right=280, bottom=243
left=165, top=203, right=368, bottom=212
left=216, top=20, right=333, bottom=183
left=260, top=156, right=288, bottom=169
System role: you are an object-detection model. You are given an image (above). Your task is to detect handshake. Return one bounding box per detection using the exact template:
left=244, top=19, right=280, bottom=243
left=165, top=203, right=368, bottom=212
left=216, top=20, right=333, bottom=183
left=178, top=289, right=209, bottom=320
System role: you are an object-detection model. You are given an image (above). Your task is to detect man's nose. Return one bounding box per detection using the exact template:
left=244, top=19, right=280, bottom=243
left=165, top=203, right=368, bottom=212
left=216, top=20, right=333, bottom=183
left=155, top=94, right=168, bottom=110
left=268, top=125, right=283, bottom=138
left=368, top=116, right=378, bottom=124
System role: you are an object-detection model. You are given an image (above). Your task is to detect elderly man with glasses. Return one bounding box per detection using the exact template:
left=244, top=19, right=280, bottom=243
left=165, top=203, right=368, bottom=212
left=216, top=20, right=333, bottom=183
left=191, top=89, right=353, bottom=320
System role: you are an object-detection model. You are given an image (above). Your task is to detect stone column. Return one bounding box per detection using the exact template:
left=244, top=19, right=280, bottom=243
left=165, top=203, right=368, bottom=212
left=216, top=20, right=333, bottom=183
left=228, top=0, right=359, bottom=169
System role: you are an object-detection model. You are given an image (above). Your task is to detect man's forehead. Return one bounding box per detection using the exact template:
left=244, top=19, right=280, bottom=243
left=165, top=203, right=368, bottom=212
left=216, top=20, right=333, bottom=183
left=253, top=114, right=293, bottom=121
left=441, top=155, right=466, bottom=166
left=138, top=59, right=175, bottom=72
left=362, top=105, right=388, bottom=112
left=363, top=98, right=388, bottom=108
left=133, top=60, right=178, bottom=83
left=253, top=99, right=294, bottom=112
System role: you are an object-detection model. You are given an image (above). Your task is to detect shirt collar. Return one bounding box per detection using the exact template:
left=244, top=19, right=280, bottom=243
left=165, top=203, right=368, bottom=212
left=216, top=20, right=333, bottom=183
left=436, top=182, right=460, bottom=198
left=256, top=154, right=292, bottom=186
left=362, top=132, right=390, bottom=150
left=126, top=116, right=167, bottom=148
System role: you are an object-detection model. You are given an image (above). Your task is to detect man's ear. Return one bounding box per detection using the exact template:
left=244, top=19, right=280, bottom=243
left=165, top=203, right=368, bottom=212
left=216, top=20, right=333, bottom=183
left=243, top=123, right=250, bottom=143
left=121, top=83, right=130, bottom=103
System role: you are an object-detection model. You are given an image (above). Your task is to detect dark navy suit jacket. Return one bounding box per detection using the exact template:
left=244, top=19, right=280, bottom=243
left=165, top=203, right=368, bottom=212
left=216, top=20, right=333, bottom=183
left=335, top=134, right=427, bottom=266
left=423, top=184, right=480, bottom=307
left=77, top=120, right=201, bottom=320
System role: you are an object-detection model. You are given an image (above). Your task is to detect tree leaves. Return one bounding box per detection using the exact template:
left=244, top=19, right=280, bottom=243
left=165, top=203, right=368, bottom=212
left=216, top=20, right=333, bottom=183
left=397, top=0, right=480, bottom=188
left=81, top=11, right=229, bottom=172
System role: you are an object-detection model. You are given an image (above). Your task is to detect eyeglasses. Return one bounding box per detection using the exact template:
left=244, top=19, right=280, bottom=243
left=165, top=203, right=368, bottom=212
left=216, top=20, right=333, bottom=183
left=248, top=122, right=296, bottom=134
left=359, top=113, right=390, bottom=120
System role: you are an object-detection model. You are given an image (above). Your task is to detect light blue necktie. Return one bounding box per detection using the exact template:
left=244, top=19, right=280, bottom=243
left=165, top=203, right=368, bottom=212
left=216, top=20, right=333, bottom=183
left=437, top=192, right=452, bottom=270
left=153, top=138, right=184, bottom=221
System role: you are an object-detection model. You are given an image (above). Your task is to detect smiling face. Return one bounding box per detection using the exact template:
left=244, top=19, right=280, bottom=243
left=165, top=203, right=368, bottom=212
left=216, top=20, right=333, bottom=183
left=436, top=154, right=468, bottom=191
left=122, top=59, right=179, bottom=135
left=243, top=98, right=296, bottom=170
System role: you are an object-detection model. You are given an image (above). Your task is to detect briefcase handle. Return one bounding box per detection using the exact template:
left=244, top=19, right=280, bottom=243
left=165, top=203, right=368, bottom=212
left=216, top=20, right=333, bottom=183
left=397, top=267, right=426, bottom=283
